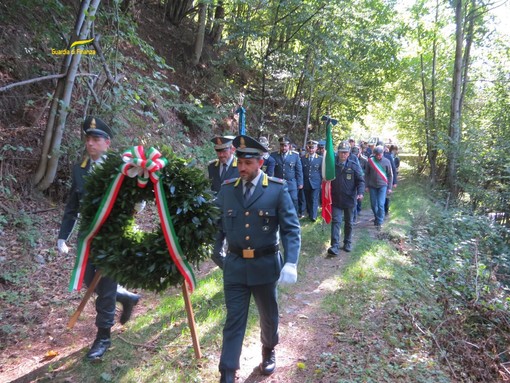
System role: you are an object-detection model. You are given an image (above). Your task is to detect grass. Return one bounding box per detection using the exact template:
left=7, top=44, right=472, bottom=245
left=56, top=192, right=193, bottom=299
left=34, top=168, right=457, bottom=382
left=316, top=172, right=451, bottom=383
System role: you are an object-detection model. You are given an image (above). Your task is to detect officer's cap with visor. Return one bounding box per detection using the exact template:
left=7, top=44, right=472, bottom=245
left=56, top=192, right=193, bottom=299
left=307, top=140, right=318, bottom=147
left=258, top=136, right=270, bottom=151
left=318, top=140, right=326, bottom=148
left=83, top=116, right=113, bottom=139
left=337, top=141, right=351, bottom=152
left=233, top=135, right=266, bottom=159
left=211, top=136, right=234, bottom=151
left=278, top=136, right=291, bottom=145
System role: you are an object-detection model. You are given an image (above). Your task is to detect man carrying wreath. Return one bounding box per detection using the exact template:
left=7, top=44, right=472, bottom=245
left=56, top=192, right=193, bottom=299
left=56, top=116, right=140, bottom=361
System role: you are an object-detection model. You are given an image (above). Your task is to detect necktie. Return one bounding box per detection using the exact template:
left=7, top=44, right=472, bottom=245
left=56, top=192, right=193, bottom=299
left=220, top=163, right=227, bottom=180
left=244, top=182, right=253, bottom=201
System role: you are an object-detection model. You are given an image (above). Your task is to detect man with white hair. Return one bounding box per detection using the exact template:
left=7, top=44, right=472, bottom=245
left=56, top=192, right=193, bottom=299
left=365, top=145, right=393, bottom=228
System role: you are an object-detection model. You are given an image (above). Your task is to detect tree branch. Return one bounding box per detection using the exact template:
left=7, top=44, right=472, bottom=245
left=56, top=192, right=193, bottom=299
left=0, top=73, right=99, bottom=93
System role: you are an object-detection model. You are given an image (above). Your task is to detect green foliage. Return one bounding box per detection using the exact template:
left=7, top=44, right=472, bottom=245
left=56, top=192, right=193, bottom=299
left=79, top=146, right=220, bottom=292
left=413, top=206, right=510, bottom=299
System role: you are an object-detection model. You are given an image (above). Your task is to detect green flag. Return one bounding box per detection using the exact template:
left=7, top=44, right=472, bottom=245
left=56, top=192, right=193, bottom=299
left=322, top=121, right=336, bottom=181
left=321, top=116, right=337, bottom=223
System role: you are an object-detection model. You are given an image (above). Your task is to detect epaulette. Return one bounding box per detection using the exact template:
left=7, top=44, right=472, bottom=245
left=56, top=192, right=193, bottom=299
left=222, top=177, right=239, bottom=186
left=232, top=157, right=238, bottom=167
left=267, top=176, right=285, bottom=184
left=80, top=156, right=90, bottom=168
left=292, top=151, right=299, bottom=155
left=208, top=159, right=219, bottom=166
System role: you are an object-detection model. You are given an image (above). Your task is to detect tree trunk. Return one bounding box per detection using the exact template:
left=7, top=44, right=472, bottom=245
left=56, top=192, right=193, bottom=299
left=446, top=0, right=464, bottom=197
left=210, top=1, right=224, bottom=44
left=33, top=0, right=102, bottom=191
left=191, top=1, right=207, bottom=66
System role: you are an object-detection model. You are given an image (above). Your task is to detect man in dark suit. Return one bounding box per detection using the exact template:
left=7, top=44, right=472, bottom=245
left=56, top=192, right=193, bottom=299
left=207, top=136, right=239, bottom=269
left=270, top=136, right=303, bottom=213
left=57, top=116, right=140, bottom=361
left=327, top=141, right=365, bottom=256
left=208, top=136, right=238, bottom=193
left=301, top=140, right=322, bottom=221
left=216, top=135, right=301, bottom=383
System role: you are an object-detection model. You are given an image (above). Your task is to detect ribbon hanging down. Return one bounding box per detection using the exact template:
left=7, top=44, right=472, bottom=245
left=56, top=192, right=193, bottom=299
left=69, top=146, right=197, bottom=293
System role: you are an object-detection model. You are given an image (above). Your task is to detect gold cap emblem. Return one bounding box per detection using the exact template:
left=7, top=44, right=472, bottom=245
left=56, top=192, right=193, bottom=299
left=90, top=118, right=96, bottom=129
left=216, top=137, right=222, bottom=145
left=239, top=137, right=246, bottom=149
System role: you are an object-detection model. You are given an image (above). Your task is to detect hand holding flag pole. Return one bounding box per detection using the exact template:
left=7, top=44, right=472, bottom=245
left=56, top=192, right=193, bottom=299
left=321, top=115, right=337, bottom=224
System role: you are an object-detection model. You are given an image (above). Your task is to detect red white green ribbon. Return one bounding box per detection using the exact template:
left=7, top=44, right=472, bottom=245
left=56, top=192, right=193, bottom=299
left=69, top=146, right=196, bottom=293
left=368, top=157, right=388, bottom=184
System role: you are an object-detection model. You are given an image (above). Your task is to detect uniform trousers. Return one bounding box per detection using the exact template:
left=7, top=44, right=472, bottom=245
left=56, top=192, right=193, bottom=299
left=330, top=206, right=354, bottom=251
left=84, top=261, right=117, bottom=329
left=287, top=188, right=299, bottom=213
left=219, top=278, right=279, bottom=371
left=304, top=188, right=320, bottom=220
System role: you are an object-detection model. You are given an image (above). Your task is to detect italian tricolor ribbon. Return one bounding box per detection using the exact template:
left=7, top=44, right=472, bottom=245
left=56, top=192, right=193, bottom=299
left=69, top=146, right=197, bottom=293
left=368, top=157, right=388, bottom=184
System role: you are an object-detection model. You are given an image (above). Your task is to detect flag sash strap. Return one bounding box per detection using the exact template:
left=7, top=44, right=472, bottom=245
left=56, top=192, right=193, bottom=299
left=321, top=180, right=333, bottom=224
left=368, top=157, right=388, bottom=184
left=69, top=146, right=196, bottom=293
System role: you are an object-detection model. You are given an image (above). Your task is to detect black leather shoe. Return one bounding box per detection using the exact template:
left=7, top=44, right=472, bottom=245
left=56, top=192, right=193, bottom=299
left=86, top=337, right=111, bottom=361
left=219, top=369, right=235, bottom=383
left=117, top=291, right=140, bottom=325
left=259, top=347, right=276, bottom=375
left=326, top=247, right=339, bottom=257
left=343, top=243, right=352, bottom=252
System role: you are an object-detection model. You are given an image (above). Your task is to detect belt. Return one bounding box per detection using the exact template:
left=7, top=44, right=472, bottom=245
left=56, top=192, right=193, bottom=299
left=228, top=244, right=279, bottom=259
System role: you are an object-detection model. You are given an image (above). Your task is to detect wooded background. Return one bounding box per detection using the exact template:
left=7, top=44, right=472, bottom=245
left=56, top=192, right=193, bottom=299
left=0, top=0, right=509, bottom=223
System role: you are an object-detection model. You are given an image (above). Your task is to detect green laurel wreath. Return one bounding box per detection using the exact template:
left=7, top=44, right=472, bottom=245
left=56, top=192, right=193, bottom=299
left=78, top=146, right=219, bottom=292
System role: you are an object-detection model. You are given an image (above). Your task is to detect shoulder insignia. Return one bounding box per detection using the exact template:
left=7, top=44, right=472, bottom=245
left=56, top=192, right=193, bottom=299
left=232, top=157, right=238, bottom=167
left=262, top=173, right=268, bottom=186
left=267, top=176, right=285, bottom=184
left=292, top=151, right=299, bottom=155
left=80, top=156, right=89, bottom=168
left=222, top=177, right=239, bottom=186
left=208, top=159, right=219, bottom=166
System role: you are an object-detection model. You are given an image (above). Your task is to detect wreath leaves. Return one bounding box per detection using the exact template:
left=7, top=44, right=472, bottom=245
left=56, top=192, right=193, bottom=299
left=78, top=146, right=219, bottom=292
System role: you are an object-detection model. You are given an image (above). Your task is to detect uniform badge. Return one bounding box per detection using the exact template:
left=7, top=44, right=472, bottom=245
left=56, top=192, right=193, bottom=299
left=347, top=174, right=352, bottom=180
left=262, top=226, right=270, bottom=232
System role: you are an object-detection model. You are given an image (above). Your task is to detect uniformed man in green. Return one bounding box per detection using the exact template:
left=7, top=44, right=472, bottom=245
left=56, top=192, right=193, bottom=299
left=216, top=135, right=301, bottom=383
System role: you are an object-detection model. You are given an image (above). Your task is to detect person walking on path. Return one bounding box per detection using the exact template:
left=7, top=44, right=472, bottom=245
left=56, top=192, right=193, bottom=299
left=327, top=141, right=365, bottom=256
left=57, top=116, right=140, bottom=361
left=365, top=145, right=393, bottom=228
left=270, top=136, right=303, bottom=213
left=301, top=139, right=322, bottom=221
left=215, top=135, right=301, bottom=383
left=208, top=135, right=239, bottom=269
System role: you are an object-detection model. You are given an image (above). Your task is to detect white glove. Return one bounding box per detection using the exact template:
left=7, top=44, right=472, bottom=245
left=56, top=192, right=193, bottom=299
left=134, top=200, right=146, bottom=213
left=57, top=239, right=69, bottom=255
left=278, top=263, right=297, bottom=285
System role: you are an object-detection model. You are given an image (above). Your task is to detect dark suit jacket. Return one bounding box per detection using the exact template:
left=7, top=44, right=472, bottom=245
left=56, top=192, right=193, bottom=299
left=216, top=174, right=301, bottom=286
left=58, top=157, right=92, bottom=240
left=262, top=155, right=276, bottom=177
left=301, top=153, right=322, bottom=190
left=208, top=157, right=239, bottom=193
left=270, top=151, right=303, bottom=191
